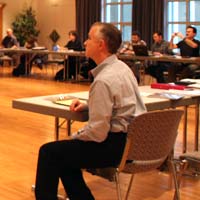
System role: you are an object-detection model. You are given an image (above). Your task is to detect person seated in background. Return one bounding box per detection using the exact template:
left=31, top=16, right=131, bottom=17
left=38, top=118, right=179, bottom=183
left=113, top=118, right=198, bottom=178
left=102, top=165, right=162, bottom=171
left=119, top=31, right=147, bottom=83
left=0, top=28, right=19, bottom=66
left=12, top=36, right=47, bottom=76
left=34, top=22, right=146, bottom=200
left=119, top=30, right=146, bottom=54
left=55, top=30, right=83, bottom=81
left=168, top=25, right=200, bottom=82
left=145, top=31, right=173, bottom=83
left=77, top=58, right=96, bottom=81
left=1, top=28, right=19, bottom=49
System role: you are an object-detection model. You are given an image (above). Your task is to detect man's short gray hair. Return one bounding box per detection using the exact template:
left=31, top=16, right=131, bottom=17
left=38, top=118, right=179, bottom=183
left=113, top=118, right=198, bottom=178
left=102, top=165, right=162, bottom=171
left=92, top=22, right=122, bottom=54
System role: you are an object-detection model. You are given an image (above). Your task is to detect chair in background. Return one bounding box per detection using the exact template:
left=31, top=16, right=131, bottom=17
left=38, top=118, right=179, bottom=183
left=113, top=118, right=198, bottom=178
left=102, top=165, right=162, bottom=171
left=192, top=69, right=200, bottom=79
left=88, top=109, right=183, bottom=200
left=0, top=55, right=13, bottom=75
left=0, top=55, right=13, bottom=67
left=43, top=54, right=64, bottom=77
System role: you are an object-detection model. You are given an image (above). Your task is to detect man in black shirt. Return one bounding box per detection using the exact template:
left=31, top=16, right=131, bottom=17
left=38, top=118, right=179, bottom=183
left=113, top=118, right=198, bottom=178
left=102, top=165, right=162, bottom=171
left=1, top=28, right=19, bottom=66
left=168, top=25, right=200, bottom=82
left=1, top=28, right=18, bottom=48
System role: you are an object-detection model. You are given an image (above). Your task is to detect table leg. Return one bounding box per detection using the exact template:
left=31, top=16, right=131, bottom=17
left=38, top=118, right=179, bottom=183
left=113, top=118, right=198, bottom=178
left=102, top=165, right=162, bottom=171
left=26, top=53, right=32, bottom=75
left=55, top=117, right=59, bottom=140
left=183, top=106, right=188, bottom=153
left=67, top=119, right=71, bottom=136
left=75, top=56, right=80, bottom=81
left=63, top=57, right=68, bottom=81
left=25, top=54, right=28, bottom=75
left=194, top=102, right=199, bottom=151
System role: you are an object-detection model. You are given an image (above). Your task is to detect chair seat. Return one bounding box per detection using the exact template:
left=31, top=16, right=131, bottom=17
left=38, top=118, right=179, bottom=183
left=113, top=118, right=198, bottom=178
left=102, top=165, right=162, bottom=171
left=45, top=58, right=64, bottom=65
left=0, top=55, right=13, bottom=66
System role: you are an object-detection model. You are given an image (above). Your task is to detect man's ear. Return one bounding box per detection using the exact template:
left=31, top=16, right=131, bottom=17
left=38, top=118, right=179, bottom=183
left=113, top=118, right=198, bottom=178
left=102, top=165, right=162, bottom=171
left=99, top=39, right=107, bottom=50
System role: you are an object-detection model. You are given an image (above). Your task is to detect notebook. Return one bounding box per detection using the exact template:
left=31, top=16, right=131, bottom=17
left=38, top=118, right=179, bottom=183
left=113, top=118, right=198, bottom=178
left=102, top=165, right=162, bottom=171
left=53, top=96, right=86, bottom=106
left=133, top=45, right=149, bottom=56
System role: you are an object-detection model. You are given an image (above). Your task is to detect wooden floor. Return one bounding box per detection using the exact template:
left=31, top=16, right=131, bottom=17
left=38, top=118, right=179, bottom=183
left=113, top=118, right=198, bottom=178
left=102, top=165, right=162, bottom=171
left=0, top=65, right=199, bottom=200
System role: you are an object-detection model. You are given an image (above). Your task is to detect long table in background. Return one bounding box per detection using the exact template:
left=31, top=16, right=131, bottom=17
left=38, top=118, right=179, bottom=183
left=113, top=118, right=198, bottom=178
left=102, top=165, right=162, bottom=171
left=12, top=85, right=200, bottom=153
left=0, top=48, right=85, bottom=80
left=118, top=53, right=200, bottom=65
left=2, top=48, right=200, bottom=80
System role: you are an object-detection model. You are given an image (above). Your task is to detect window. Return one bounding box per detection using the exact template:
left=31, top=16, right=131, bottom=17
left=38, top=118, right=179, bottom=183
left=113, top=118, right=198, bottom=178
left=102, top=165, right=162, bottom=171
left=101, top=0, right=132, bottom=41
left=166, top=0, right=200, bottom=43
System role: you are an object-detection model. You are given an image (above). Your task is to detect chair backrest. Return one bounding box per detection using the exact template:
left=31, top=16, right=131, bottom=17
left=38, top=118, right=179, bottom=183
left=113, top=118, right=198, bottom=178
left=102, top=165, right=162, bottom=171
left=121, top=109, right=183, bottom=174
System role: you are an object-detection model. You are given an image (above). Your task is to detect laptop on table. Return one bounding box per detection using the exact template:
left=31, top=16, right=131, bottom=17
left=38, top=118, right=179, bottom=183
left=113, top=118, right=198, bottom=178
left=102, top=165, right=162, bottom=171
left=133, top=45, right=149, bottom=56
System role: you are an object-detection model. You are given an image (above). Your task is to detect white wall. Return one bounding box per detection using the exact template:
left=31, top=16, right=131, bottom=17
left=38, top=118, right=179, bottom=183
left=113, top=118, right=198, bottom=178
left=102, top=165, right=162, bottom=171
left=2, top=0, right=36, bottom=36
left=2, top=0, right=76, bottom=49
left=36, top=0, right=76, bottom=49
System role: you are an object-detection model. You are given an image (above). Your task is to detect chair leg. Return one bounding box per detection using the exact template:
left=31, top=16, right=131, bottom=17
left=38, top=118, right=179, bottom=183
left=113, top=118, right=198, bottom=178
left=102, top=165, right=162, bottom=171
left=115, top=171, right=123, bottom=200
left=124, top=174, right=135, bottom=200
left=169, top=160, right=180, bottom=200
left=115, top=173, right=135, bottom=200
left=177, top=160, right=188, bottom=186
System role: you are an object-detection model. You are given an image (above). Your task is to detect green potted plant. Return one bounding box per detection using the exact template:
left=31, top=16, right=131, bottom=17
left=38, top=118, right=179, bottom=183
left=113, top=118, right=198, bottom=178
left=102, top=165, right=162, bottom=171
left=12, top=7, right=40, bottom=46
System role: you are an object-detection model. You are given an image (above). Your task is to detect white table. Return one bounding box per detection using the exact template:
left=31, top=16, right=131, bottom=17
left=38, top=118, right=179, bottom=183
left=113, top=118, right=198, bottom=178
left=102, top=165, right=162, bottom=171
left=12, top=86, right=200, bottom=152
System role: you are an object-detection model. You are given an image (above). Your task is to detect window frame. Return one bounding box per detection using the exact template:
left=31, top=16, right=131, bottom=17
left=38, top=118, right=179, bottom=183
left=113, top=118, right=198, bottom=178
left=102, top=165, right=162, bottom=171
left=165, top=0, right=200, bottom=41
left=101, top=0, right=132, bottom=41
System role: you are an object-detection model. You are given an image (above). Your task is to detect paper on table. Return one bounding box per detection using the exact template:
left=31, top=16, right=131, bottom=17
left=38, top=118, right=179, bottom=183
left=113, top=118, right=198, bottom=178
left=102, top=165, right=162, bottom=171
left=54, top=98, right=86, bottom=106
left=140, top=92, right=153, bottom=97
left=167, top=89, right=200, bottom=96
left=178, top=78, right=200, bottom=88
left=32, top=46, right=46, bottom=50
left=187, top=83, right=200, bottom=89
left=148, top=92, right=185, bottom=100
left=181, top=78, right=200, bottom=84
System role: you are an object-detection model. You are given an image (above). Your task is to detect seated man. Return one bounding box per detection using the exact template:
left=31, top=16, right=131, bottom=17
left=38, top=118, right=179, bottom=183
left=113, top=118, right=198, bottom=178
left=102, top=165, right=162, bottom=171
left=119, top=30, right=146, bottom=54
left=1, top=28, right=19, bottom=65
left=168, top=25, right=200, bottom=82
left=35, top=22, right=146, bottom=200
left=145, top=31, right=172, bottom=83
left=119, top=31, right=147, bottom=83
left=78, top=58, right=96, bottom=81
left=1, top=28, right=18, bottom=49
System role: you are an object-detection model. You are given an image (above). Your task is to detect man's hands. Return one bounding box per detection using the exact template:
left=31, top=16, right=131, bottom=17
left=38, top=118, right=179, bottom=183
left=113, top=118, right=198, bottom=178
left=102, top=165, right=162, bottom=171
left=170, top=32, right=185, bottom=49
left=171, top=32, right=184, bottom=39
left=70, top=99, right=88, bottom=112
